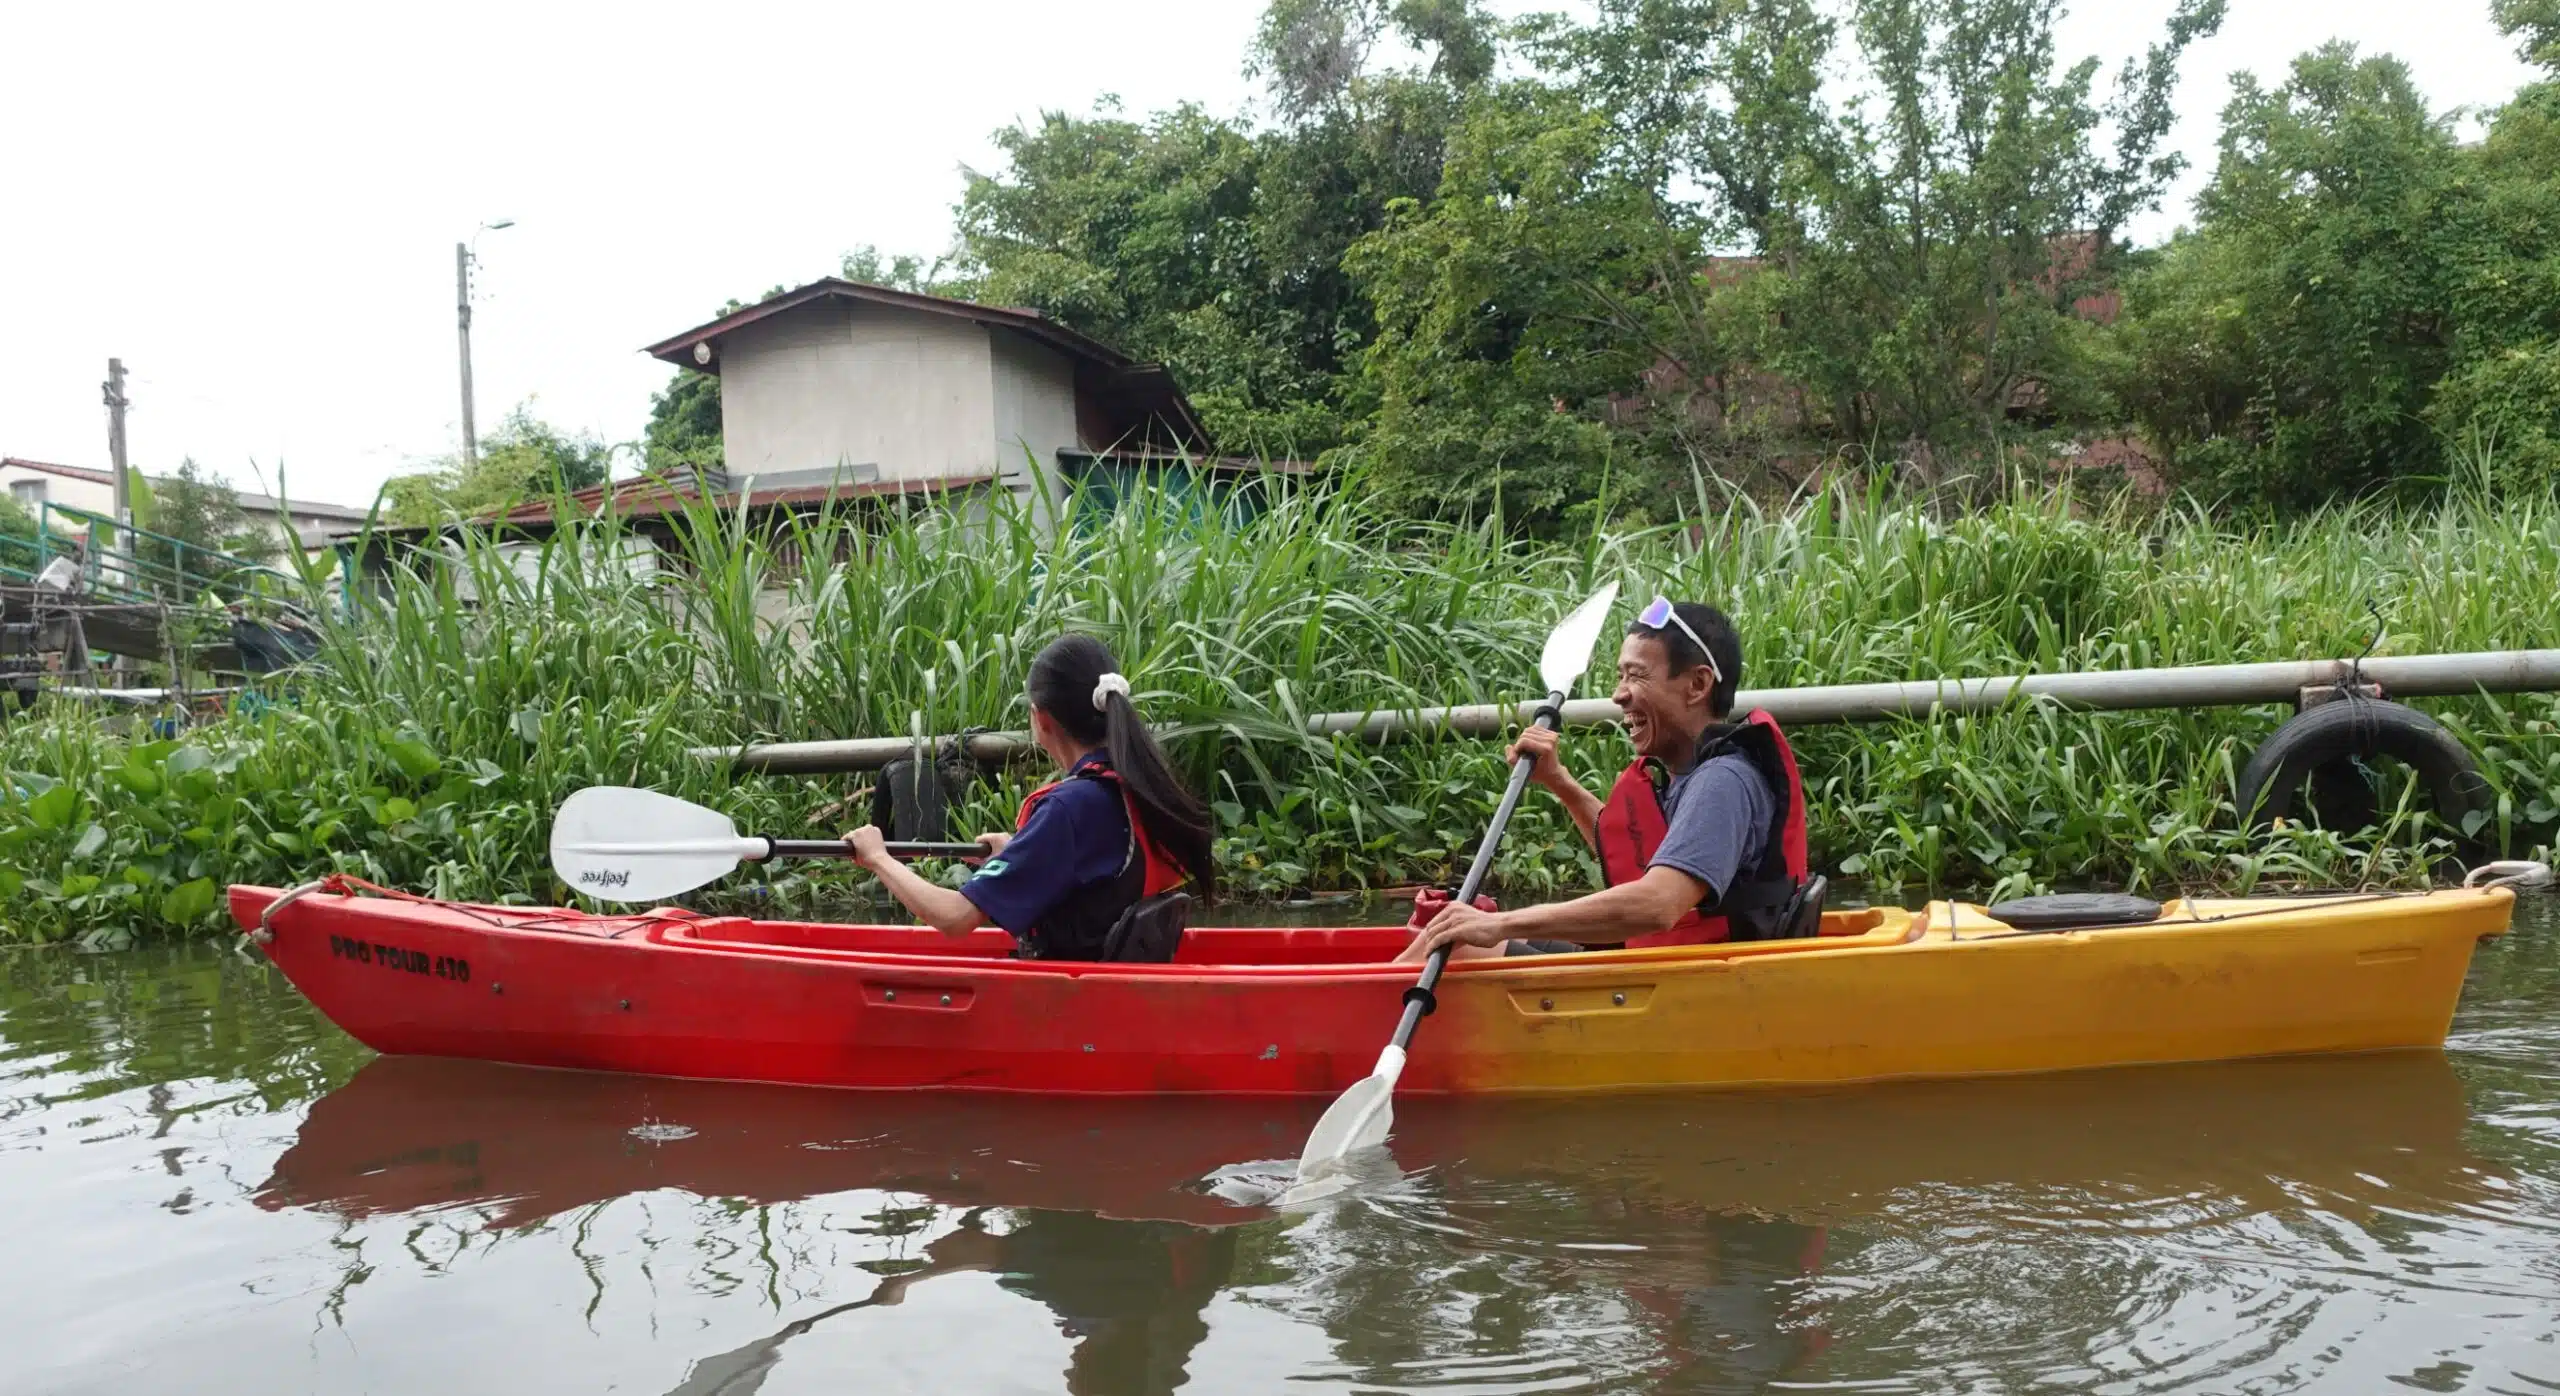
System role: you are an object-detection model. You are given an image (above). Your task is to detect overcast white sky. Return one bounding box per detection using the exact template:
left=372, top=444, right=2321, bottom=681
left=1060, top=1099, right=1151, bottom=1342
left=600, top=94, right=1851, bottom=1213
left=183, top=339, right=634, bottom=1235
left=0, top=0, right=2536, bottom=509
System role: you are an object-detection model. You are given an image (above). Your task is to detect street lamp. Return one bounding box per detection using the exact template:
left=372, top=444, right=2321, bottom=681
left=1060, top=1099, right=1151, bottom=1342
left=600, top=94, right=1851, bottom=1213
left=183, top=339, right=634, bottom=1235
left=456, top=218, right=515, bottom=468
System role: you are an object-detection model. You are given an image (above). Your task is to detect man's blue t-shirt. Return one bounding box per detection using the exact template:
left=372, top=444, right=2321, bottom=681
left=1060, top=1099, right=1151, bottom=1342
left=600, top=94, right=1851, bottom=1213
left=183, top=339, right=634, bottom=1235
left=959, top=754, right=1133, bottom=938
left=1648, top=752, right=1774, bottom=904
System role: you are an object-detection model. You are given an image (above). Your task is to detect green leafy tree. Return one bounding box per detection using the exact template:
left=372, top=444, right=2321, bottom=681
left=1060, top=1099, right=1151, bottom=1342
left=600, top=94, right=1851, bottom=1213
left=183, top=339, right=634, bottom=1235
left=1250, top=0, right=1496, bottom=117
left=839, top=244, right=950, bottom=292
left=489, top=407, right=611, bottom=492
left=643, top=370, right=723, bottom=477
left=2116, top=40, right=2560, bottom=501
left=2495, top=0, right=2560, bottom=67
left=953, top=103, right=1318, bottom=453
left=1573, top=0, right=2220, bottom=453
left=135, top=458, right=280, bottom=599
left=2421, top=72, right=2560, bottom=487
left=948, top=3, right=1491, bottom=460
left=0, top=492, right=40, bottom=580
left=1343, top=81, right=1713, bottom=524
left=1335, top=0, right=2217, bottom=521
left=384, top=406, right=615, bottom=526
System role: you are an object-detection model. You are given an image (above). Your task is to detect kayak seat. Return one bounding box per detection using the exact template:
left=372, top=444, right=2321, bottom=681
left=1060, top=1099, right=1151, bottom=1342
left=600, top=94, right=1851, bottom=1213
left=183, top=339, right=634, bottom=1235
left=1781, top=874, right=1828, bottom=939
left=1101, top=893, right=1191, bottom=963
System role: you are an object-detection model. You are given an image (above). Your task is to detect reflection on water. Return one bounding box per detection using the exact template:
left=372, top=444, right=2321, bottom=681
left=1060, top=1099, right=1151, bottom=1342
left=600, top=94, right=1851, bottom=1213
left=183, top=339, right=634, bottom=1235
left=2, top=900, right=2557, bottom=1394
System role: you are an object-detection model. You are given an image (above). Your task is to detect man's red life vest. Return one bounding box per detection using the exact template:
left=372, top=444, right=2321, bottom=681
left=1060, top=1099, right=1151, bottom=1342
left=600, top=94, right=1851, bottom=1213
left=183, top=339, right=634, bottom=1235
left=1594, top=709, right=1809, bottom=946
left=1011, top=758, right=1190, bottom=960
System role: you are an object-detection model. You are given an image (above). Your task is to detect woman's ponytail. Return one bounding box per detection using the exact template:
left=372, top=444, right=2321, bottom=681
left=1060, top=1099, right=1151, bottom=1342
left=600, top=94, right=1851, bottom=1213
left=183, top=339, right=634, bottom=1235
left=1096, top=687, right=1217, bottom=901
left=1027, top=634, right=1217, bottom=901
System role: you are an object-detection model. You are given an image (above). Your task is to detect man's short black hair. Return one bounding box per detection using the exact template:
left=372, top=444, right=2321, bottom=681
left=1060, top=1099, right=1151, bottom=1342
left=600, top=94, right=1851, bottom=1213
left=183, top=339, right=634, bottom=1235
left=1628, top=601, right=1742, bottom=716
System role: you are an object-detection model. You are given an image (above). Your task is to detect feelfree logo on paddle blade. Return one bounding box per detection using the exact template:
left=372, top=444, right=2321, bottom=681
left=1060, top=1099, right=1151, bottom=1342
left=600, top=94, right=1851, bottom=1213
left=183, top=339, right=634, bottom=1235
left=580, top=869, right=632, bottom=889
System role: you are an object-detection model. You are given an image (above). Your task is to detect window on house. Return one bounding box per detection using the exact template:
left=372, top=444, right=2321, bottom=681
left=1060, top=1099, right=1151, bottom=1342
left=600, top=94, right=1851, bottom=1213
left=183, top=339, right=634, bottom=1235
left=9, top=479, right=44, bottom=506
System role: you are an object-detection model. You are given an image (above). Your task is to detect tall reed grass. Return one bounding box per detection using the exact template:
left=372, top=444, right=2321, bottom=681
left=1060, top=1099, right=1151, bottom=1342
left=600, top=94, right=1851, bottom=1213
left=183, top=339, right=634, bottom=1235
left=3, top=469, right=2555, bottom=943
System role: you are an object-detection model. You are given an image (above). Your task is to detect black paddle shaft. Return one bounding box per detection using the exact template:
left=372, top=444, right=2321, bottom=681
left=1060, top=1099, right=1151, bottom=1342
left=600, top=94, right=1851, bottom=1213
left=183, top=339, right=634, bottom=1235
left=1390, top=692, right=1565, bottom=1051
left=763, top=838, right=988, bottom=861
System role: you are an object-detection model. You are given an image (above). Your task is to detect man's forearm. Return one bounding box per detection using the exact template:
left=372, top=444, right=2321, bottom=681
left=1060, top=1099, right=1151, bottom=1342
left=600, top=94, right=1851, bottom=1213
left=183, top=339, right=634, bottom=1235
left=1494, top=868, right=1701, bottom=944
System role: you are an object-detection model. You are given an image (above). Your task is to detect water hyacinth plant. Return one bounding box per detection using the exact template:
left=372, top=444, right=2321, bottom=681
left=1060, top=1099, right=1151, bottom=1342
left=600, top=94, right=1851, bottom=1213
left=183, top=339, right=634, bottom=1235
left=2, top=467, right=2557, bottom=943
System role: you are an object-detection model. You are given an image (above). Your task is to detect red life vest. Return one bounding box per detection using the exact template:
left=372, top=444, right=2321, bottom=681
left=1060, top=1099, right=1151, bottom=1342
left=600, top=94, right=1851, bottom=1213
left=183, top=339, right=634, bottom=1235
left=1011, top=758, right=1190, bottom=959
left=1594, top=709, right=1809, bottom=947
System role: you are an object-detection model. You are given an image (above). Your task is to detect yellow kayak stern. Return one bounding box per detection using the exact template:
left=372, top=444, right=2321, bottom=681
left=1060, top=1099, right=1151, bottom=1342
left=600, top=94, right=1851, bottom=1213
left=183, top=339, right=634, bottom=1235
left=1430, top=886, right=2517, bottom=1093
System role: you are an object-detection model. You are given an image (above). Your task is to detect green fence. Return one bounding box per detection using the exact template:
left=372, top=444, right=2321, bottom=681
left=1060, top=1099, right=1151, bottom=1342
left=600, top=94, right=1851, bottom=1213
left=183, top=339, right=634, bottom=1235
left=4, top=502, right=304, bottom=607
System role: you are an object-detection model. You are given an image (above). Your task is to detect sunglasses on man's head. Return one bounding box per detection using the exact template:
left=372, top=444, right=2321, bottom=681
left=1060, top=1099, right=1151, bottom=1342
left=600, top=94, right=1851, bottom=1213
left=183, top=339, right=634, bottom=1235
left=1635, top=595, right=1720, bottom=684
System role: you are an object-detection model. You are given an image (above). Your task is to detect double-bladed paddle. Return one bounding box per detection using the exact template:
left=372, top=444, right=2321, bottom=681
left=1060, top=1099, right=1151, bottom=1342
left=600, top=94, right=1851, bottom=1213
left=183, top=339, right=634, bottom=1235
left=1290, top=582, right=1622, bottom=1194
left=550, top=785, right=983, bottom=904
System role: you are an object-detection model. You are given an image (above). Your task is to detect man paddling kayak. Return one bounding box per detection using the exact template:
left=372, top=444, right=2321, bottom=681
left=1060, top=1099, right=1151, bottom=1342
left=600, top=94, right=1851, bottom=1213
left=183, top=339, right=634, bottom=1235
left=1398, top=597, right=1812, bottom=961
left=845, top=634, right=1217, bottom=961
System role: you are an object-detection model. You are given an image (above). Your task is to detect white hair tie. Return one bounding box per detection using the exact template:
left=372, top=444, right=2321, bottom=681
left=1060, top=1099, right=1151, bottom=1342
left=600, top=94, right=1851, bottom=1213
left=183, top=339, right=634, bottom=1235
left=1091, top=672, right=1132, bottom=710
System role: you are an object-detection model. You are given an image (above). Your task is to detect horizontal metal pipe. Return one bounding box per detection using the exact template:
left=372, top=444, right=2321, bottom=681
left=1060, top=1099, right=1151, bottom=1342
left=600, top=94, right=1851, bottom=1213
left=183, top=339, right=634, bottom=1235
left=693, top=648, right=2560, bottom=774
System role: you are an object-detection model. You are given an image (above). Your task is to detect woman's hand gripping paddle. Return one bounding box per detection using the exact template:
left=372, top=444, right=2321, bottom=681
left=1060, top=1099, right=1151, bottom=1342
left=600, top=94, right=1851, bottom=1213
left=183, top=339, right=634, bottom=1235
left=1288, top=582, right=1621, bottom=1198
left=549, top=785, right=983, bottom=904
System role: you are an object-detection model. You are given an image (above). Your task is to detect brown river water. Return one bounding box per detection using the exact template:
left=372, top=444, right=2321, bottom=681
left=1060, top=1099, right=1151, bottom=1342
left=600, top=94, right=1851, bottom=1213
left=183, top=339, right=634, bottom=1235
left=3, top=898, right=2556, bottom=1395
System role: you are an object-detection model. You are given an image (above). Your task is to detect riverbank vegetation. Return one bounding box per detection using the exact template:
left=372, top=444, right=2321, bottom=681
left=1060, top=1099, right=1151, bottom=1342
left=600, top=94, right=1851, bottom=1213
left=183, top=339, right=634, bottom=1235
left=10, top=0, right=2560, bottom=942
left=638, top=0, right=2560, bottom=527
left=3, top=473, right=2557, bottom=943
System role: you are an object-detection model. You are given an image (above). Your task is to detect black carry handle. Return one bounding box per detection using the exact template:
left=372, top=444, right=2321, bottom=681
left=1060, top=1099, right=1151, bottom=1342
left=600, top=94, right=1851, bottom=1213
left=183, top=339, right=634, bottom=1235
left=763, top=838, right=990, bottom=861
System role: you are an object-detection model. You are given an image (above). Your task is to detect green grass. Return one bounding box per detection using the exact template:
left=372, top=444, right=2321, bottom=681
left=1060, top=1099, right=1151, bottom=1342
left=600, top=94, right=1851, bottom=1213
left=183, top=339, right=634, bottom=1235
left=3, top=468, right=2556, bottom=943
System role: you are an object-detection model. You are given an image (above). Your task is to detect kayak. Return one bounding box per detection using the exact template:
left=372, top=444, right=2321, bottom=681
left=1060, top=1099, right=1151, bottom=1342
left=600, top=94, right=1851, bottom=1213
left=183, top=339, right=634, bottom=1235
left=229, top=878, right=2516, bottom=1096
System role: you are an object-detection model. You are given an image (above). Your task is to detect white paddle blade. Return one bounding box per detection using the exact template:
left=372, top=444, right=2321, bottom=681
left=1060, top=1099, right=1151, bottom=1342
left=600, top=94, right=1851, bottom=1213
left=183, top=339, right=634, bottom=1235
left=1540, top=582, right=1623, bottom=696
left=551, top=785, right=765, bottom=903
left=1295, top=1046, right=1405, bottom=1185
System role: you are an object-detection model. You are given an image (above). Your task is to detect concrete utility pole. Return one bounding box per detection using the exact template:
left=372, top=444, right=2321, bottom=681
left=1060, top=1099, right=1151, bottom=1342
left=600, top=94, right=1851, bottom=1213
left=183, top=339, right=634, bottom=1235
left=456, top=219, right=514, bottom=469
left=103, top=357, right=130, bottom=525
left=455, top=242, right=478, bottom=469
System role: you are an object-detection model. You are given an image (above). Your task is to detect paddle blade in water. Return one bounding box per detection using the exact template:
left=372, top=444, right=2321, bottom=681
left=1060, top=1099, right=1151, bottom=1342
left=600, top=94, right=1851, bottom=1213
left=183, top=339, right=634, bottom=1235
left=1294, top=1046, right=1405, bottom=1188
left=551, top=785, right=764, bottom=904
left=1540, top=582, right=1623, bottom=695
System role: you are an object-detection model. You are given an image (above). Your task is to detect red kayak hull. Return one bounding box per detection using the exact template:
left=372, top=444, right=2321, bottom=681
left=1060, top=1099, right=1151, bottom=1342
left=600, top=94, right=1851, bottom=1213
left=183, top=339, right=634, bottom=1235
left=233, top=885, right=1449, bottom=1095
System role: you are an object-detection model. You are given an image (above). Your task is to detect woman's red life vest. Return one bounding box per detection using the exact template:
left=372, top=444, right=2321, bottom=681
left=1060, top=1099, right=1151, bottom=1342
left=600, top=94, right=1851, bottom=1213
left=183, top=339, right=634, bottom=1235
left=1010, top=759, right=1190, bottom=960
left=1594, top=709, right=1809, bottom=946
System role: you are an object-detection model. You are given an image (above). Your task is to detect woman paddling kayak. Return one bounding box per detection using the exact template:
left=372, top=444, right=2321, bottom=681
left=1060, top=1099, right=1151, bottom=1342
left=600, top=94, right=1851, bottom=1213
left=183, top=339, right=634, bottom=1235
left=844, top=634, right=1217, bottom=962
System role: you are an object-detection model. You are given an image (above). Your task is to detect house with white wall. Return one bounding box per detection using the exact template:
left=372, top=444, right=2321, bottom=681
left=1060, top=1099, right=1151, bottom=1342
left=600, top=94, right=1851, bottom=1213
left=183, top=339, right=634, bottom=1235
left=0, top=457, right=368, bottom=556
left=348, top=281, right=1285, bottom=609
left=640, top=279, right=1226, bottom=522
